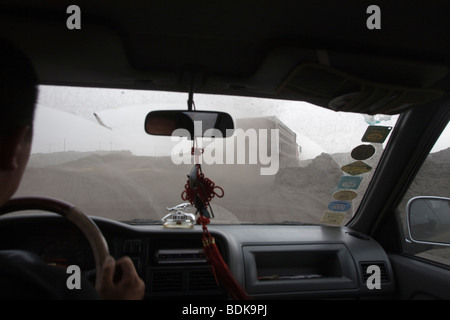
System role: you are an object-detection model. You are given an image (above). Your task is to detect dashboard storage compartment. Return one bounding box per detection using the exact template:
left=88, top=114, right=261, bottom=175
left=243, top=244, right=358, bottom=295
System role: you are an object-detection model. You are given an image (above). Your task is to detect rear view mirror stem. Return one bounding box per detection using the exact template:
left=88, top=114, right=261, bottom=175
left=183, top=66, right=204, bottom=111
left=187, top=85, right=194, bottom=111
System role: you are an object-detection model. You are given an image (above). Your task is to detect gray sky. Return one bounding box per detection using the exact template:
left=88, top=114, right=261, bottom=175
left=34, top=85, right=450, bottom=159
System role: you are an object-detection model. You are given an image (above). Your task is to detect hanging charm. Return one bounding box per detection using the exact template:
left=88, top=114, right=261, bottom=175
left=181, top=163, right=224, bottom=219
left=178, top=120, right=250, bottom=299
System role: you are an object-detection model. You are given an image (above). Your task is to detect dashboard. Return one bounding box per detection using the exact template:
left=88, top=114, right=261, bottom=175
left=0, top=213, right=395, bottom=299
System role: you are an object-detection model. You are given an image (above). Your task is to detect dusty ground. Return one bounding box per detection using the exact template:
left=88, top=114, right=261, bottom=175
left=15, top=148, right=449, bottom=228
left=16, top=151, right=343, bottom=224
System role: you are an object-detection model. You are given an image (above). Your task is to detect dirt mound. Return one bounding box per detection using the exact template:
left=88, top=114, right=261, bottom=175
left=275, top=153, right=342, bottom=194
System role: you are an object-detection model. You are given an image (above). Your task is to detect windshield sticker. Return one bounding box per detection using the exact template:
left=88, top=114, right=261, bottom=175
left=337, top=176, right=363, bottom=190
left=328, top=201, right=352, bottom=212
left=361, top=125, right=392, bottom=143
left=333, top=190, right=358, bottom=201
left=341, top=161, right=372, bottom=175
left=320, top=210, right=346, bottom=225
left=351, top=144, right=376, bottom=160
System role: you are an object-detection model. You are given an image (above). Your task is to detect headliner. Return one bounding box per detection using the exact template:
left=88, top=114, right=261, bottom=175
left=0, top=0, right=449, bottom=111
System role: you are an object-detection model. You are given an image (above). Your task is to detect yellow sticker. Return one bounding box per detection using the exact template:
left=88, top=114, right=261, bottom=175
left=341, top=161, right=372, bottom=176
left=320, top=210, right=346, bottom=225
left=333, top=190, right=358, bottom=201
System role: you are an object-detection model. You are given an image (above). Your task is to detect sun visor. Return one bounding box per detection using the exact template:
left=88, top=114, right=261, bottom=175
left=277, top=63, right=444, bottom=115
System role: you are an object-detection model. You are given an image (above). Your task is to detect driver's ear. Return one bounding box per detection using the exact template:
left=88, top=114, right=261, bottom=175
left=0, top=126, right=32, bottom=171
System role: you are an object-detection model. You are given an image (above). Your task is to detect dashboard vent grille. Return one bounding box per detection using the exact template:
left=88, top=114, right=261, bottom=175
left=189, top=270, right=219, bottom=292
left=151, top=271, right=183, bottom=293
left=150, top=268, right=220, bottom=294
left=360, top=262, right=389, bottom=282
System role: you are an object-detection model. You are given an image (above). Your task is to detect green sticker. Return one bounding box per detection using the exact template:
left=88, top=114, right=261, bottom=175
left=351, top=144, right=375, bottom=160
left=361, top=125, right=392, bottom=143
left=337, top=176, right=363, bottom=190
left=341, top=161, right=372, bottom=176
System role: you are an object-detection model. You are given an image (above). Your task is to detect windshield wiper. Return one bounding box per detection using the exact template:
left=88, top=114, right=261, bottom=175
left=238, top=221, right=318, bottom=226
left=121, top=219, right=318, bottom=226
left=121, top=218, right=163, bottom=225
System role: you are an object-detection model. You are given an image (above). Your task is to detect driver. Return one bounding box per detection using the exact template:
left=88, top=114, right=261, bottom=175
left=0, top=38, right=145, bottom=299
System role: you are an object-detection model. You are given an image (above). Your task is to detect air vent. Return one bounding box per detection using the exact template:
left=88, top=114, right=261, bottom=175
left=150, top=268, right=221, bottom=295
left=151, top=271, right=183, bottom=293
left=360, top=262, right=389, bottom=283
left=189, top=270, right=219, bottom=292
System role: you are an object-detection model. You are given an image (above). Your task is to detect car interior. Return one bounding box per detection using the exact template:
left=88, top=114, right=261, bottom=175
left=0, top=1, right=449, bottom=301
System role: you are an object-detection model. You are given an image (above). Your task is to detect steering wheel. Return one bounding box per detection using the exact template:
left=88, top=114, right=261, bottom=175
left=0, top=196, right=109, bottom=288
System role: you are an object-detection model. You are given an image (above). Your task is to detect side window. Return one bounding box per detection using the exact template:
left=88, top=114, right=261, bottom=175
left=397, top=121, right=450, bottom=266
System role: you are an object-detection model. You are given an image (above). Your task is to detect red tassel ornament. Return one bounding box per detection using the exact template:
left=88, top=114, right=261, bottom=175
left=182, top=162, right=251, bottom=300
left=197, top=216, right=251, bottom=300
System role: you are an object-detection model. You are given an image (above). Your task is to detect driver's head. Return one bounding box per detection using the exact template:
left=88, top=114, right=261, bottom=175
left=0, top=38, right=38, bottom=206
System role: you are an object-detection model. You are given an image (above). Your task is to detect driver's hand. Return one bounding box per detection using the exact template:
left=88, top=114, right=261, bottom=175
left=96, top=255, right=145, bottom=300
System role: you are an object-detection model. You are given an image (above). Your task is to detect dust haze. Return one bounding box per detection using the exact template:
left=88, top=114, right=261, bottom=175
left=15, top=131, right=449, bottom=226
left=15, top=150, right=353, bottom=225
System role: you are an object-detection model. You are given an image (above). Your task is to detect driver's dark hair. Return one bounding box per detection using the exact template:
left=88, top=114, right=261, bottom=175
left=0, top=38, right=38, bottom=138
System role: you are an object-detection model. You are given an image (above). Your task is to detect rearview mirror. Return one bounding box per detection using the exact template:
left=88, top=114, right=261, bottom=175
left=145, top=110, right=234, bottom=139
left=407, top=196, right=450, bottom=246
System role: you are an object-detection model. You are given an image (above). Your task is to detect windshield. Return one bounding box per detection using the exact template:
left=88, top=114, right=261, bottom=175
left=15, top=85, right=398, bottom=225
